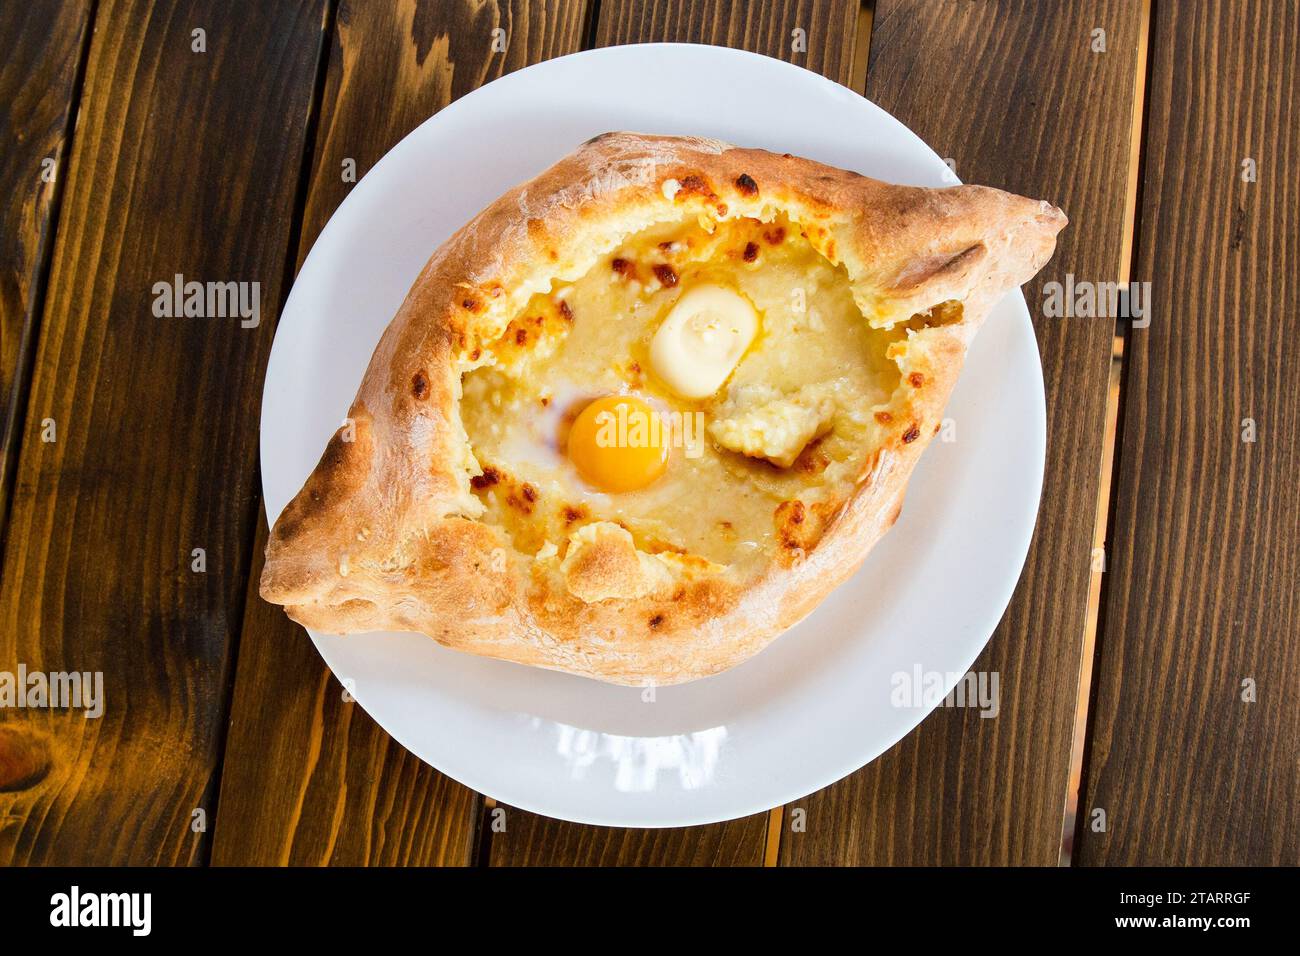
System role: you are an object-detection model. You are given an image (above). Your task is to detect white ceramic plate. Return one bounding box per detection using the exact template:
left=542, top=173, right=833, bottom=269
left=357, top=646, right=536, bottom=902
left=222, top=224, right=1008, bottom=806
left=261, top=44, right=1045, bottom=827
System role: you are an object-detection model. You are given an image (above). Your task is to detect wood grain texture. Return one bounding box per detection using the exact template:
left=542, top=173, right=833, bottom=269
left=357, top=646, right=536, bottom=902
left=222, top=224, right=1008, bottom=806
left=210, top=0, right=588, bottom=866
left=1077, top=0, right=1300, bottom=866
left=0, top=0, right=329, bottom=865
left=487, top=0, right=859, bottom=867
left=489, top=810, right=766, bottom=866
left=780, top=0, right=1144, bottom=865
left=595, top=0, right=859, bottom=87
left=0, top=0, right=93, bottom=536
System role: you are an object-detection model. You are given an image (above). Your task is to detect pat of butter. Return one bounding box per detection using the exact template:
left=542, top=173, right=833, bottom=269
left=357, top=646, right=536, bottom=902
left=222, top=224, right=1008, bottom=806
left=649, top=284, right=758, bottom=399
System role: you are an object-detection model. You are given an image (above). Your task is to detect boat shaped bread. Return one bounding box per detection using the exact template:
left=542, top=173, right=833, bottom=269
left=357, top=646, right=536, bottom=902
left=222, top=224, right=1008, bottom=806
left=260, top=132, right=1065, bottom=685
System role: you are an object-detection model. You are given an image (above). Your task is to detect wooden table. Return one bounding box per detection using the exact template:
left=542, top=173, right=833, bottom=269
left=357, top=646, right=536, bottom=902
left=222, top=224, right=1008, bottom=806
left=0, top=0, right=1295, bottom=867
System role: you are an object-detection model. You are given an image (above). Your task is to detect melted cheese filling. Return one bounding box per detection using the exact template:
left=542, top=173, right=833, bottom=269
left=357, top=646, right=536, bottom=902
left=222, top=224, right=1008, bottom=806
left=459, top=215, right=904, bottom=575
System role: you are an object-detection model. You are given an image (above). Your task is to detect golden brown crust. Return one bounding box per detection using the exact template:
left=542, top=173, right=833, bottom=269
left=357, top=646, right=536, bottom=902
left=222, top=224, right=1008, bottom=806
left=260, top=132, right=1065, bottom=685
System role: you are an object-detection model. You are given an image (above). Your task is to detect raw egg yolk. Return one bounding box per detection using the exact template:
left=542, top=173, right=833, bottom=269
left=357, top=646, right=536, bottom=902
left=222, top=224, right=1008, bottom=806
left=567, top=395, right=668, bottom=493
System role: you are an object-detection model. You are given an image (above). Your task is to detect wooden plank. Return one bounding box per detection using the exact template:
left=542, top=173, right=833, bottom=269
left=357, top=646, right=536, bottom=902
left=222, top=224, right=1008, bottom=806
left=0, top=0, right=329, bottom=866
left=596, top=0, right=860, bottom=86
left=1077, top=0, right=1300, bottom=866
left=488, top=810, right=767, bottom=866
left=488, top=0, right=859, bottom=868
left=0, top=0, right=93, bottom=536
left=780, top=0, right=1145, bottom=865
left=210, top=0, right=588, bottom=866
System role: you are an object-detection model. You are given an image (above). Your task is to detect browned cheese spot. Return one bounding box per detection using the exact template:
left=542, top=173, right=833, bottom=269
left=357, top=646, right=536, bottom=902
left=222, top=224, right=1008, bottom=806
left=653, top=264, right=679, bottom=288
left=471, top=466, right=500, bottom=490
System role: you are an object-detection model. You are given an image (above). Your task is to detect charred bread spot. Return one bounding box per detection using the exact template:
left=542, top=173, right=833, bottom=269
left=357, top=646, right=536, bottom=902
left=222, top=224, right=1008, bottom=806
left=563, top=504, right=589, bottom=525
left=743, top=241, right=759, bottom=263
left=763, top=226, right=786, bottom=245
left=469, top=348, right=482, bottom=361
left=412, top=370, right=430, bottom=400
left=521, top=483, right=538, bottom=503
left=735, top=173, right=758, bottom=196
left=874, top=411, right=893, bottom=424
left=902, top=424, right=921, bottom=443
left=611, top=257, right=636, bottom=279
left=558, top=299, right=573, bottom=322
left=271, top=411, right=373, bottom=545
left=514, top=327, right=528, bottom=346
left=648, top=613, right=665, bottom=630
left=676, top=174, right=721, bottom=207
left=678, top=174, right=709, bottom=194
left=462, top=296, right=483, bottom=313
left=908, top=372, right=925, bottom=388
left=653, top=264, right=678, bottom=287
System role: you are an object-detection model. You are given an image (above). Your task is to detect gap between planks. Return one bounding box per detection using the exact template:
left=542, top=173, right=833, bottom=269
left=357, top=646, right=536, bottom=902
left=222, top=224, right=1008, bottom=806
left=0, top=0, right=99, bottom=557
left=1058, top=0, right=1154, bottom=867
left=201, top=0, right=341, bottom=866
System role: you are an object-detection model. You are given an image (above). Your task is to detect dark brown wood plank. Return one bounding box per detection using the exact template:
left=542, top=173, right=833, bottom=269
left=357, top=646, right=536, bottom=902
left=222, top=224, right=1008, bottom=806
left=210, top=0, right=588, bottom=866
left=0, top=0, right=93, bottom=536
left=780, top=0, right=1145, bottom=865
left=0, top=0, right=329, bottom=866
left=596, top=0, right=860, bottom=87
left=1077, top=0, right=1300, bottom=866
left=488, top=0, right=859, bottom=868
left=488, top=809, right=767, bottom=866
